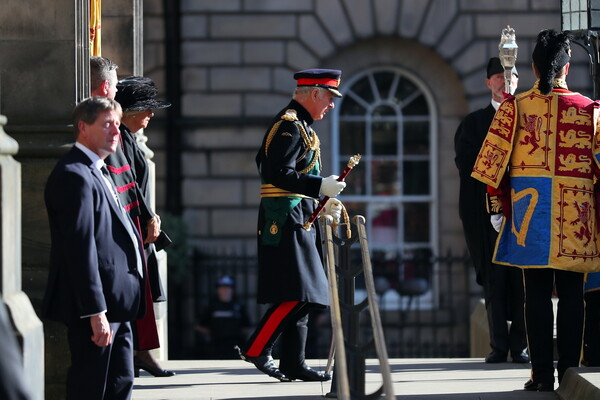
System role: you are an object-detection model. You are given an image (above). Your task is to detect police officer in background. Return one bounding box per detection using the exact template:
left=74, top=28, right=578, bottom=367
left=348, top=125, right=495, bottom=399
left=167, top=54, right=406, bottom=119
left=236, top=69, right=346, bottom=382
left=195, top=276, right=251, bottom=359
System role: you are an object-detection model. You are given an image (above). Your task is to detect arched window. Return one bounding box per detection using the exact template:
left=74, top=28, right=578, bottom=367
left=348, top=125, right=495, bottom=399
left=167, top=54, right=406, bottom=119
left=332, top=67, right=438, bottom=309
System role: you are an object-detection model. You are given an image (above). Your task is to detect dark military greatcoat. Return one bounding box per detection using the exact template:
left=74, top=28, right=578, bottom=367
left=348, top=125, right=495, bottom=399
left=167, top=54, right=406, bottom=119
left=255, top=100, right=329, bottom=306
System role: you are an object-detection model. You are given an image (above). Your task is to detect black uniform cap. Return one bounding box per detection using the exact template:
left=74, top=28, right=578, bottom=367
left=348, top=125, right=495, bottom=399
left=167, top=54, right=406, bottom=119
left=294, top=68, right=342, bottom=98
left=217, top=276, right=235, bottom=287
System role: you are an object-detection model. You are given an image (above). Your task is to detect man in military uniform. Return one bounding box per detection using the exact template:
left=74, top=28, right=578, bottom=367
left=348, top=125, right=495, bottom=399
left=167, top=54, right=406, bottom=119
left=237, top=69, right=346, bottom=382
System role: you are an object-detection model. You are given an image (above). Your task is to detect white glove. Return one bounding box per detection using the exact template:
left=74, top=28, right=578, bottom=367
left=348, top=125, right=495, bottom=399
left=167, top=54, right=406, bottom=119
left=319, top=175, right=346, bottom=198
left=322, top=199, right=343, bottom=222
left=490, top=214, right=503, bottom=232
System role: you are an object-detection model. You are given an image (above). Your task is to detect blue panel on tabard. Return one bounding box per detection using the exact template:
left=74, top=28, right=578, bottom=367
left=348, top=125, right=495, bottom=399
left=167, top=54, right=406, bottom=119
left=495, top=177, right=551, bottom=266
left=585, top=271, right=600, bottom=291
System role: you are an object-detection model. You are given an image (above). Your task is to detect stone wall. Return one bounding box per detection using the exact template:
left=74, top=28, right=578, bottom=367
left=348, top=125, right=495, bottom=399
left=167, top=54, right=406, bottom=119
left=143, top=0, right=584, bottom=256
left=0, top=0, right=148, bottom=398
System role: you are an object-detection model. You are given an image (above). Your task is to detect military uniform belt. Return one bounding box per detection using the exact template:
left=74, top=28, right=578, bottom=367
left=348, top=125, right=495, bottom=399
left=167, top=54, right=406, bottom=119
left=260, top=184, right=311, bottom=198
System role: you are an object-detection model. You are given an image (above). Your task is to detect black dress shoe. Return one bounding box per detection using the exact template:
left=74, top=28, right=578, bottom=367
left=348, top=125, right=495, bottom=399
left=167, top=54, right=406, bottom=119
left=280, top=365, right=331, bottom=382
left=524, top=379, right=554, bottom=392
left=523, top=379, right=536, bottom=390
left=512, top=350, right=530, bottom=363
left=134, top=356, right=176, bottom=377
left=485, top=351, right=507, bottom=363
left=235, top=347, right=290, bottom=382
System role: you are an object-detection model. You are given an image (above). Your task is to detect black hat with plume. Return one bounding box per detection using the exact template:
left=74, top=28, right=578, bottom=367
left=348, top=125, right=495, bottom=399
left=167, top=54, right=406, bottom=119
left=532, top=29, right=571, bottom=95
left=115, top=76, right=171, bottom=111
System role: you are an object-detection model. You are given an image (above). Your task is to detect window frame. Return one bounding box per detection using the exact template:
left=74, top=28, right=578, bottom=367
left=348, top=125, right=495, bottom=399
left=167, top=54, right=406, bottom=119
left=330, top=66, right=439, bottom=309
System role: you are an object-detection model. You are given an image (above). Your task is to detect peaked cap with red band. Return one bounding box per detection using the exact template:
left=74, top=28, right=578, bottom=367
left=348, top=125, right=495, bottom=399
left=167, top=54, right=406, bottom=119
left=294, top=68, right=342, bottom=98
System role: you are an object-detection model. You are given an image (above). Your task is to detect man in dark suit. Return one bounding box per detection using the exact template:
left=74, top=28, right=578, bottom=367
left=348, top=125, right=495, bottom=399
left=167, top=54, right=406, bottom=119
left=454, top=57, right=528, bottom=364
left=236, top=69, right=346, bottom=382
left=42, top=96, right=145, bottom=400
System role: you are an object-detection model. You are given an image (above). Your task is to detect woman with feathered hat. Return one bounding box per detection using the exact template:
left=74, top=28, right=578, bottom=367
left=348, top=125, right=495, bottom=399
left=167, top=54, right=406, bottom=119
left=105, top=76, right=174, bottom=377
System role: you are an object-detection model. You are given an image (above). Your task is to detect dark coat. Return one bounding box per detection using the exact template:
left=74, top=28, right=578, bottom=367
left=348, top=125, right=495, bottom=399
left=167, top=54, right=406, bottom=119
left=105, top=126, right=166, bottom=302
left=105, top=126, right=152, bottom=222
left=255, top=100, right=329, bottom=306
left=42, top=146, right=145, bottom=323
left=454, top=103, right=499, bottom=287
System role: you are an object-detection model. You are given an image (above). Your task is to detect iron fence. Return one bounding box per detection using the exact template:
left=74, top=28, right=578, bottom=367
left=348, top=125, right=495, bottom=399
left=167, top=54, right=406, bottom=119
left=167, top=246, right=482, bottom=360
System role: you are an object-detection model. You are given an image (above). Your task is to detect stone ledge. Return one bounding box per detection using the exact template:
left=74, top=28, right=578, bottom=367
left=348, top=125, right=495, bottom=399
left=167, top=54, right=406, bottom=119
left=556, top=367, right=600, bottom=400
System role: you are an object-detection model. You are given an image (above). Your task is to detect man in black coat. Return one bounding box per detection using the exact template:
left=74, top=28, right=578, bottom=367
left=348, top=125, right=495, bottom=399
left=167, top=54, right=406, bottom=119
left=237, top=69, right=346, bottom=382
left=454, top=58, right=528, bottom=364
left=42, top=97, right=145, bottom=399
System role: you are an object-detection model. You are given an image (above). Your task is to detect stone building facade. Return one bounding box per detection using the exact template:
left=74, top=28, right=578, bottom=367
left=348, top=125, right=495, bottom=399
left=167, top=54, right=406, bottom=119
left=1, top=0, right=149, bottom=397
left=138, top=1, right=596, bottom=358
left=142, top=0, right=590, bottom=310
left=0, top=0, right=595, bottom=395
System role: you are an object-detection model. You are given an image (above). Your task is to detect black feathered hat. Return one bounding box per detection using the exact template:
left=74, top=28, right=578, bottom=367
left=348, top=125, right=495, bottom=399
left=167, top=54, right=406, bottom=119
left=115, top=76, right=171, bottom=111
left=532, top=29, right=571, bottom=95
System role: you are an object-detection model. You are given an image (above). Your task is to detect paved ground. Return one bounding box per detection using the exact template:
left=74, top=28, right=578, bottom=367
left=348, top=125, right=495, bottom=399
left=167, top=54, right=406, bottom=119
left=131, top=358, right=574, bottom=400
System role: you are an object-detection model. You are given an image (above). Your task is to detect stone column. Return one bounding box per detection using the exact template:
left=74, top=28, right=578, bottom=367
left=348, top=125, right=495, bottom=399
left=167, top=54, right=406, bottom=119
left=0, top=112, right=44, bottom=400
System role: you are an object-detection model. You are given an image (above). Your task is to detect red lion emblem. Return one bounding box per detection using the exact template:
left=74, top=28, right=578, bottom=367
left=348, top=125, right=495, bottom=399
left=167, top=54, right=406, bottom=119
left=519, top=113, right=543, bottom=155
left=481, top=148, right=499, bottom=170
left=571, top=200, right=593, bottom=247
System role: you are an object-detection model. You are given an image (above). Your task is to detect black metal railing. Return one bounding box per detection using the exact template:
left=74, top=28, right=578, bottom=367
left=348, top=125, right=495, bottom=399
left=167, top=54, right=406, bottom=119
left=167, top=247, right=481, bottom=360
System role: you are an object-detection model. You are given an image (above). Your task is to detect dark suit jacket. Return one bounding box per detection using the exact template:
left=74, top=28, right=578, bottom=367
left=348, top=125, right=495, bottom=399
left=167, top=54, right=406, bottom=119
left=42, top=146, right=145, bottom=324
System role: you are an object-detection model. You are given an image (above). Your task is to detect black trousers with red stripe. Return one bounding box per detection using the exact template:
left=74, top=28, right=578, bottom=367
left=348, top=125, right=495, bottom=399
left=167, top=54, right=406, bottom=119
left=243, top=301, right=322, bottom=371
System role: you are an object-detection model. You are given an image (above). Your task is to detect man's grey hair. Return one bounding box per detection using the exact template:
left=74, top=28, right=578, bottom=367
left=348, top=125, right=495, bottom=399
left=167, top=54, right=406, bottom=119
left=90, top=56, right=118, bottom=92
left=293, top=86, right=328, bottom=100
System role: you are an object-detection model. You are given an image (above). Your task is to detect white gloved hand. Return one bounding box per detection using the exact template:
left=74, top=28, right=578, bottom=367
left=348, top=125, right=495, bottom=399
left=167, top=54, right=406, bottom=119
left=319, top=175, right=346, bottom=198
left=490, top=214, right=503, bottom=232
left=322, top=199, right=343, bottom=222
